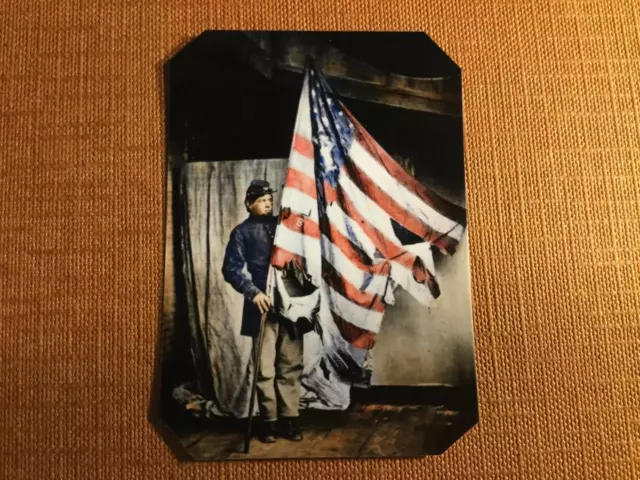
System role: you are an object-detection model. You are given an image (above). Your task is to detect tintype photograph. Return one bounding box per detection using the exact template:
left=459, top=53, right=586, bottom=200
left=156, top=30, right=477, bottom=460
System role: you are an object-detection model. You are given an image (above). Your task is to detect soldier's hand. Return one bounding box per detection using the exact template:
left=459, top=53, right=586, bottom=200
left=252, top=292, right=272, bottom=315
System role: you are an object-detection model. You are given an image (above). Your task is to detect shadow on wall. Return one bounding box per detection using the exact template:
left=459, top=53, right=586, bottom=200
left=371, top=233, right=474, bottom=387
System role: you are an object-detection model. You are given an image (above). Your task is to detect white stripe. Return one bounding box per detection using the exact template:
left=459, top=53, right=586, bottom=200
left=337, top=173, right=403, bottom=246
left=290, top=75, right=312, bottom=141
left=320, top=234, right=389, bottom=295
left=273, top=226, right=389, bottom=296
left=280, top=188, right=318, bottom=220
left=331, top=175, right=437, bottom=305
left=289, top=150, right=315, bottom=179
left=325, top=202, right=377, bottom=259
left=273, top=224, right=322, bottom=281
left=389, top=261, right=434, bottom=306
left=349, top=141, right=463, bottom=241
left=273, top=223, right=318, bottom=258
left=322, top=279, right=384, bottom=333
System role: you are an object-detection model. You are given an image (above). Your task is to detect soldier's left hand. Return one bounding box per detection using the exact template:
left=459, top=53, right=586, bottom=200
left=252, top=292, right=272, bottom=315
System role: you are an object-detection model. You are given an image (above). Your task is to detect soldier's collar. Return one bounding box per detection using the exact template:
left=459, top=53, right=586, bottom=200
left=247, top=213, right=275, bottom=222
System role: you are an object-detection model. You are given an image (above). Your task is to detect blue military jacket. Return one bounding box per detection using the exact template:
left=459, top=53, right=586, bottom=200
left=222, top=214, right=277, bottom=337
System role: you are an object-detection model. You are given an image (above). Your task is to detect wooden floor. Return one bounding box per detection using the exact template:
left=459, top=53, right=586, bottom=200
left=173, top=403, right=469, bottom=460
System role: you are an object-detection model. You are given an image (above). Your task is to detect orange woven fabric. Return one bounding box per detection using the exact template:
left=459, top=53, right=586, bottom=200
left=1, top=0, right=639, bottom=478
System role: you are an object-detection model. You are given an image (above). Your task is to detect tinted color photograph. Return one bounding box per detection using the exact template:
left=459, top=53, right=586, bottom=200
left=156, top=30, right=477, bottom=460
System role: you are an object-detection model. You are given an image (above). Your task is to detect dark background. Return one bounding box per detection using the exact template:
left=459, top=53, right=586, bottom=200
left=166, top=31, right=466, bottom=206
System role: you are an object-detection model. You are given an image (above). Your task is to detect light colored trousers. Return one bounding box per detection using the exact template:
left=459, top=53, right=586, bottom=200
left=254, top=314, right=304, bottom=421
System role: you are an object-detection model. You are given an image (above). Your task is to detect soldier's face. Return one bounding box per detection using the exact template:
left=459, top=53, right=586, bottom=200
left=247, top=194, right=273, bottom=216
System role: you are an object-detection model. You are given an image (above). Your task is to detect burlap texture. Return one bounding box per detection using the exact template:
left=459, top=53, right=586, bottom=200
left=1, top=0, right=639, bottom=478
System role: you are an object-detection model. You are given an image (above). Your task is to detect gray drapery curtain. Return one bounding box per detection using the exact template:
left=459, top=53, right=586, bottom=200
left=178, top=159, right=352, bottom=417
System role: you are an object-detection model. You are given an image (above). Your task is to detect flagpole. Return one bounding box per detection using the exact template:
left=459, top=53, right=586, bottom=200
left=244, top=257, right=279, bottom=453
left=243, top=310, right=268, bottom=454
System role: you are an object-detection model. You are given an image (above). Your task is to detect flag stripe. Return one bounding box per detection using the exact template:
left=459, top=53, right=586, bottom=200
left=331, top=311, right=376, bottom=349
left=329, top=176, right=404, bottom=249
left=320, top=235, right=390, bottom=293
left=272, top=244, right=408, bottom=310
left=321, top=258, right=385, bottom=313
left=389, top=262, right=435, bottom=305
left=325, top=202, right=377, bottom=259
left=322, top=220, right=392, bottom=277
left=271, top=245, right=306, bottom=271
left=273, top=222, right=322, bottom=280
left=405, top=242, right=435, bottom=273
left=293, top=133, right=314, bottom=159
left=280, top=210, right=321, bottom=239
left=272, top=239, right=433, bottom=308
left=323, top=179, right=426, bottom=273
left=322, top=178, right=440, bottom=302
left=322, top=279, right=383, bottom=333
left=339, top=153, right=459, bottom=253
left=289, top=149, right=316, bottom=179
left=345, top=108, right=466, bottom=225
left=285, top=168, right=317, bottom=200
left=348, top=141, right=464, bottom=242
left=281, top=188, right=318, bottom=220
left=278, top=209, right=389, bottom=277
left=274, top=224, right=390, bottom=295
left=279, top=188, right=418, bottom=298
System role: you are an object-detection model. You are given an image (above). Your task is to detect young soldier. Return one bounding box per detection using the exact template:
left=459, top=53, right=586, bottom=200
left=222, top=179, right=303, bottom=443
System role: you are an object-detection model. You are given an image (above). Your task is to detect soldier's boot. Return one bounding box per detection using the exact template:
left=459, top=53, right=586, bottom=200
left=279, top=417, right=303, bottom=442
left=259, top=420, right=278, bottom=444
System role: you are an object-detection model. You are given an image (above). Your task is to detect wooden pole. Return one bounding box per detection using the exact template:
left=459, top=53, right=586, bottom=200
left=243, top=311, right=268, bottom=454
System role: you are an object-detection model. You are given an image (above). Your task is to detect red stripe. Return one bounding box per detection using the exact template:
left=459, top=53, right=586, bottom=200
left=293, top=133, right=314, bottom=159
left=272, top=216, right=389, bottom=306
left=279, top=210, right=320, bottom=239
left=323, top=181, right=419, bottom=272
left=323, top=180, right=440, bottom=293
left=344, top=108, right=465, bottom=226
left=285, top=168, right=316, bottom=199
left=321, top=258, right=385, bottom=313
left=271, top=246, right=305, bottom=270
left=340, top=156, right=458, bottom=253
left=278, top=207, right=392, bottom=277
left=323, top=220, right=392, bottom=277
left=331, top=311, right=376, bottom=349
left=273, top=218, right=439, bottom=299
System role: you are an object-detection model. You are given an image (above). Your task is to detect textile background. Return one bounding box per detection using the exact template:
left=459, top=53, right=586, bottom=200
left=171, top=160, right=288, bottom=417
left=167, top=159, right=474, bottom=416
left=1, top=0, right=639, bottom=478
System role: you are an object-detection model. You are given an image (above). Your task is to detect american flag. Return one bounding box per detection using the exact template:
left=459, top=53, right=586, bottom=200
left=268, top=63, right=465, bottom=356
